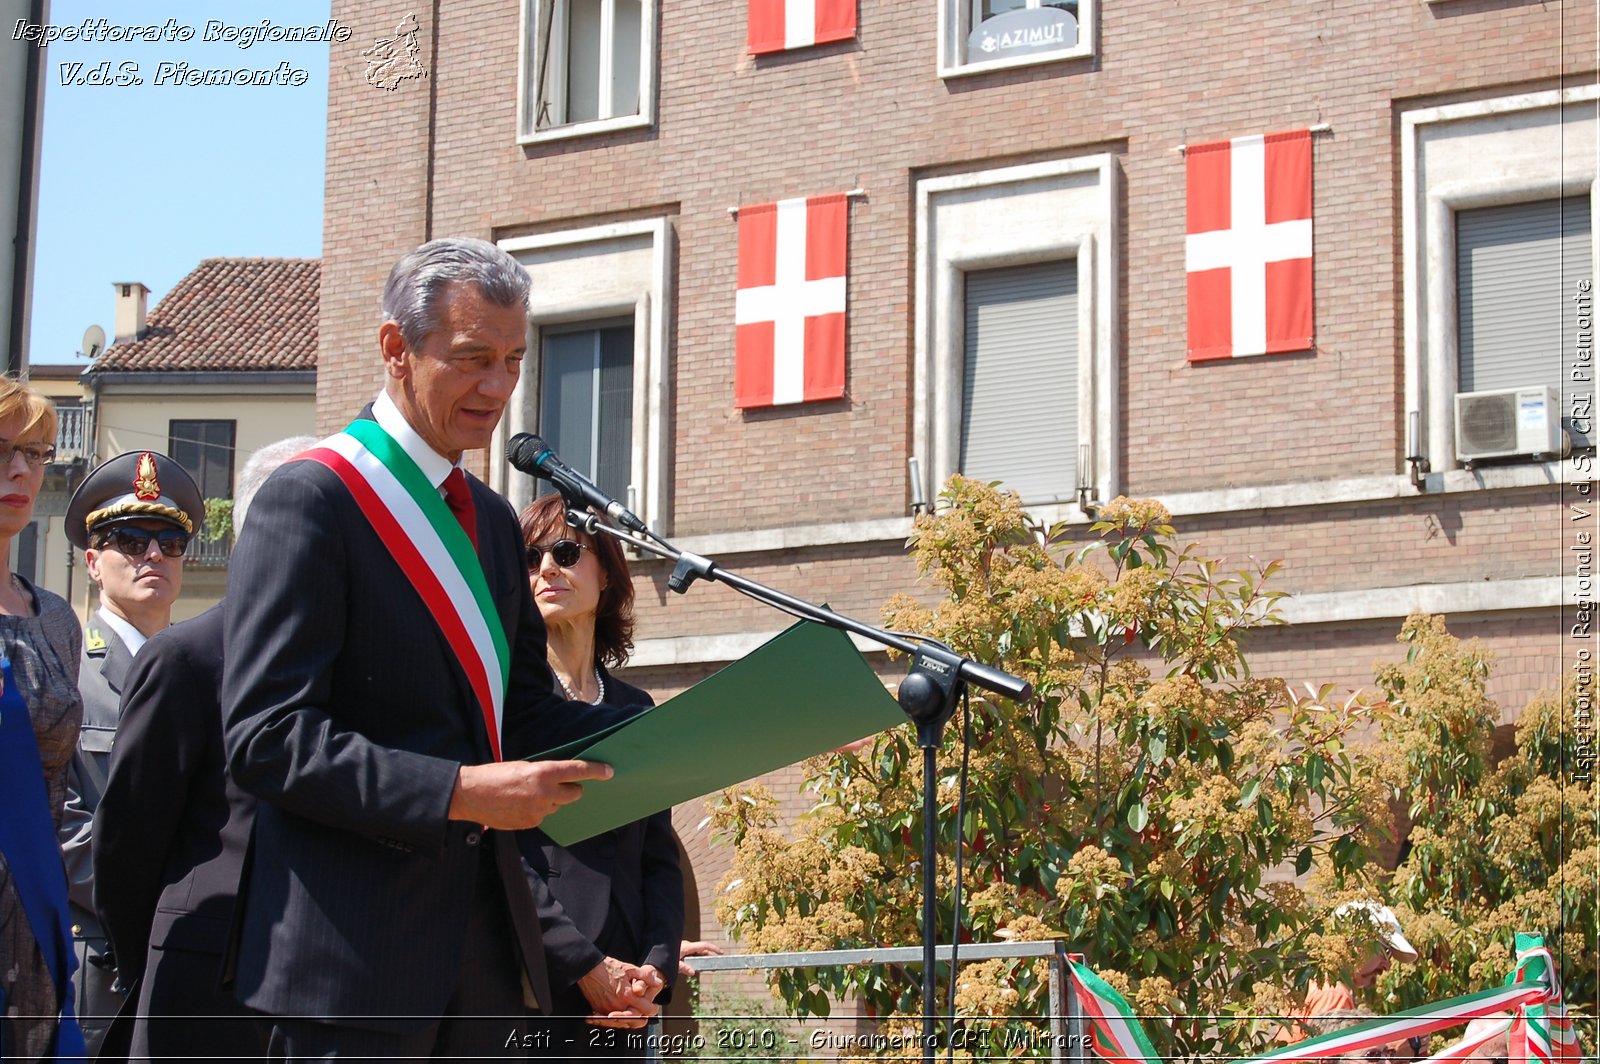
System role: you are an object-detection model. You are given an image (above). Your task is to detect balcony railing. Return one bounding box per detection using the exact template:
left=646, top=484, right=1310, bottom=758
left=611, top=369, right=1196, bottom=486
left=684, top=941, right=1088, bottom=1063
left=54, top=404, right=91, bottom=462
left=187, top=535, right=232, bottom=568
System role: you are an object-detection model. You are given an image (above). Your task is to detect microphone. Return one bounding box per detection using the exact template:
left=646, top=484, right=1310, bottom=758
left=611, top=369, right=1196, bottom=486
left=505, top=433, right=649, bottom=534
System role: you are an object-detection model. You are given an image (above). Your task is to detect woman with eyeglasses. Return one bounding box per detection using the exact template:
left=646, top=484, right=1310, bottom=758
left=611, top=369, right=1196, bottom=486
left=516, top=493, right=683, bottom=1060
left=0, top=378, right=87, bottom=1058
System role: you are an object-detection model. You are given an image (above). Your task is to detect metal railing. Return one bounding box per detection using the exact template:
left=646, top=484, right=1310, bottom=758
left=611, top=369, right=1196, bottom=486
left=186, top=535, right=232, bottom=568
left=680, top=940, right=1087, bottom=1062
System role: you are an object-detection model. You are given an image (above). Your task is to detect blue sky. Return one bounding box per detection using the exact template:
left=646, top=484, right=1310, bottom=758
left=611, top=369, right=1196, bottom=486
left=27, top=0, right=330, bottom=364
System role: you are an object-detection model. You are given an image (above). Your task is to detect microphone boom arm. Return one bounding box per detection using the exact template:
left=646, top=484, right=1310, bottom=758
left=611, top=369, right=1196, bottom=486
left=567, top=509, right=1032, bottom=705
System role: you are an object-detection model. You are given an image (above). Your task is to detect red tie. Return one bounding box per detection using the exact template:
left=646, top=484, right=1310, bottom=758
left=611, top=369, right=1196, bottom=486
left=442, top=467, right=478, bottom=549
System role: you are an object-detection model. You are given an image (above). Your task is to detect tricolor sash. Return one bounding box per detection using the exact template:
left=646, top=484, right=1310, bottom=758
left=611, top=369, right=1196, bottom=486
left=297, top=420, right=511, bottom=759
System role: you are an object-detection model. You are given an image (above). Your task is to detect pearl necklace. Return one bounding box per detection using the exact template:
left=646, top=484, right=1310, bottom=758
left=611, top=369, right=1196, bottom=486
left=555, top=665, right=605, bottom=704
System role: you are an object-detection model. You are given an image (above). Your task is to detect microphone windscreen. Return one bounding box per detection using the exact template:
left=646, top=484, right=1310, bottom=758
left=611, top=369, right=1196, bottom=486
left=505, top=433, right=551, bottom=474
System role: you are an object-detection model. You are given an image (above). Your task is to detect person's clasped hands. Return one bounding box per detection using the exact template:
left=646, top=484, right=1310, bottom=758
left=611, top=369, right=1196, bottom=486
left=578, top=956, right=666, bottom=1028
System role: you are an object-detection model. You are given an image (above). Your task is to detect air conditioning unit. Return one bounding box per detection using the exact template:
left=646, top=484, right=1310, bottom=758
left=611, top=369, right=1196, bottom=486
left=1454, top=385, right=1566, bottom=463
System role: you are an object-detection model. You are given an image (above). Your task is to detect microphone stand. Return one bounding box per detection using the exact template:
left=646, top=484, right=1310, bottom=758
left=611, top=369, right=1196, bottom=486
left=566, top=508, right=1033, bottom=1064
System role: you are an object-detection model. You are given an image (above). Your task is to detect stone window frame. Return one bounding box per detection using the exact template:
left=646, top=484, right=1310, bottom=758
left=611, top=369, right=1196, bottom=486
left=496, top=219, right=674, bottom=532
left=937, top=0, right=1095, bottom=80
left=912, top=154, right=1121, bottom=521
left=1401, top=85, right=1599, bottom=473
left=517, top=0, right=657, bottom=144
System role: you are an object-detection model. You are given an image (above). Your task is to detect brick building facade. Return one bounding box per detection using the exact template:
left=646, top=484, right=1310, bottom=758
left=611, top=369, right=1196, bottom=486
left=319, top=0, right=1595, bottom=968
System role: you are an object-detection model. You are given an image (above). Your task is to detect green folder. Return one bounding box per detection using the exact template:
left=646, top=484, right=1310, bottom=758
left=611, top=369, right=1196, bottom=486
left=530, top=619, right=907, bottom=845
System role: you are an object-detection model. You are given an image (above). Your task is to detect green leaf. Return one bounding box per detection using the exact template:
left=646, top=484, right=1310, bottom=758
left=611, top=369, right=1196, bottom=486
left=1295, top=847, right=1313, bottom=875
left=1306, top=754, right=1326, bottom=791
left=1128, top=800, right=1149, bottom=832
left=1238, top=779, right=1261, bottom=807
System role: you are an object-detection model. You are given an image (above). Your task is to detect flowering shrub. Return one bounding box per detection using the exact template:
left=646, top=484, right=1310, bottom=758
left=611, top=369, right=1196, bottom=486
left=710, top=477, right=1391, bottom=1058
left=1372, top=615, right=1596, bottom=1040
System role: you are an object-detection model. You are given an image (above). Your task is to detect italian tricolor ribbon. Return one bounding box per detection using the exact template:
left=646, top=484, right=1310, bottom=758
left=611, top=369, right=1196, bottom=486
left=1065, top=960, right=1162, bottom=1064
left=1506, top=933, right=1582, bottom=1064
left=297, top=420, right=510, bottom=759
left=1066, top=933, right=1581, bottom=1064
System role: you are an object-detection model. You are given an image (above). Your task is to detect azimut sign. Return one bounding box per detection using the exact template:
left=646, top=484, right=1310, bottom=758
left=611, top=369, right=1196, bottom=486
left=968, top=5, right=1077, bottom=59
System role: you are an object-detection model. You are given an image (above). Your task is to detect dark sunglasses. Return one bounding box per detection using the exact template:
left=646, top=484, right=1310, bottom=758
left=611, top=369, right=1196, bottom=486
left=94, top=527, right=191, bottom=559
left=527, top=538, right=588, bottom=569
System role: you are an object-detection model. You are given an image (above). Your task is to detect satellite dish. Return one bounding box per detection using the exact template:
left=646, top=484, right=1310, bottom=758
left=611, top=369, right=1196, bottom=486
left=80, top=324, right=105, bottom=361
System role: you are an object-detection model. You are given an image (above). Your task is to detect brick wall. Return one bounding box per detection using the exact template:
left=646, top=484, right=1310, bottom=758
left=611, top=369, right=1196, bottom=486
left=323, top=0, right=1593, bottom=507
left=319, top=0, right=1593, bottom=980
left=321, top=3, right=438, bottom=433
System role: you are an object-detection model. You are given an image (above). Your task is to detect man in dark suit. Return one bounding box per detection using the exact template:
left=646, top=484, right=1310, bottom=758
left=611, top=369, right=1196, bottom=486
left=222, top=238, right=645, bottom=1058
left=92, top=436, right=316, bottom=1062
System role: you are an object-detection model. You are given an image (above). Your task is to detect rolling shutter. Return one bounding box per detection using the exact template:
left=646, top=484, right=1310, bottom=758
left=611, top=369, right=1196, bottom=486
left=960, top=261, right=1078, bottom=502
left=1457, top=196, right=1593, bottom=446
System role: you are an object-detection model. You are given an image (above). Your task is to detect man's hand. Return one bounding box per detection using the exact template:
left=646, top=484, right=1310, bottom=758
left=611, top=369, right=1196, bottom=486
left=678, top=939, right=724, bottom=979
left=447, top=760, right=611, bottom=830
left=578, top=957, right=665, bottom=1028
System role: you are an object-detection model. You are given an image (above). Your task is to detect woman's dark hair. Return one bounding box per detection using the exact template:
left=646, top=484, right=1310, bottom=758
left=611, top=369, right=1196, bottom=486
left=518, top=492, right=636, bottom=668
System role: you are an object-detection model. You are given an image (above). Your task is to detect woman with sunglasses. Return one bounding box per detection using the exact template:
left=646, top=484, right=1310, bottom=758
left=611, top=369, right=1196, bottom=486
left=0, top=378, right=88, bottom=1058
left=517, top=493, right=683, bottom=1059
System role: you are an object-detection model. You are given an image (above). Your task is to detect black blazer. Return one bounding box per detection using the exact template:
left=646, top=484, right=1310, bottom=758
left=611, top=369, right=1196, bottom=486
left=522, top=673, right=683, bottom=1015
left=222, top=442, right=634, bottom=1032
left=94, top=606, right=247, bottom=984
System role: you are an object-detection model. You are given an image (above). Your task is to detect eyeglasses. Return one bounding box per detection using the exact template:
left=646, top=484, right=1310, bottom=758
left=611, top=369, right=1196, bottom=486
left=527, top=538, right=587, bottom=569
left=93, top=527, right=191, bottom=559
left=0, top=441, right=56, bottom=468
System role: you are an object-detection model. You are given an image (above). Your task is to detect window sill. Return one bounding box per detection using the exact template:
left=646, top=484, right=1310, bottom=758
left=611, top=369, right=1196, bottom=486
left=519, top=112, right=651, bottom=146
left=646, top=461, right=1581, bottom=560
left=938, top=43, right=1092, bottom=80
left=628, top=575, right=1569, bottom=667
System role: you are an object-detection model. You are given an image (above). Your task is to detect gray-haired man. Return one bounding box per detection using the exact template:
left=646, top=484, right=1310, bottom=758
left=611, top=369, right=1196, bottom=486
left=221, top=238, right=637, bottom=1057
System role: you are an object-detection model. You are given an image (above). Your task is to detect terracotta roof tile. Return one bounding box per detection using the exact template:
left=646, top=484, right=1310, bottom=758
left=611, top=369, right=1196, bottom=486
left=92, top=258, right=318, bottom=373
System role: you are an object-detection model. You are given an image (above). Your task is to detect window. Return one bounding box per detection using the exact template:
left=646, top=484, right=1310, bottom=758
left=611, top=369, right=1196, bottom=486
left=1401, top=86, right=1598, bottom=471
left=940, top=0, right=1092, bottom=77
left=522, top=0, right=655, bottom=140
left=961, top=262, right=1079, bottom=502
left=169, top=419, right=235, bottom=499
left=914, top=155, right=1120, bottom=517
left=497, top=219, right=672, bottom=531
left=539, top=321, right=635, bottom=504
left=1457, top=197, right=1593, bottom=447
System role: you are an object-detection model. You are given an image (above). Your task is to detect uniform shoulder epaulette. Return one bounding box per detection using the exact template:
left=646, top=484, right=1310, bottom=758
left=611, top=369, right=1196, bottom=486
left=84, top=625, right=106, bottom=653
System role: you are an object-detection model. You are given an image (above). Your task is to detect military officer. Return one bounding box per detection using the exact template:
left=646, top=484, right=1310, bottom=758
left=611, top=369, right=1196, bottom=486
left=58, top=450, right=203, bottom=1056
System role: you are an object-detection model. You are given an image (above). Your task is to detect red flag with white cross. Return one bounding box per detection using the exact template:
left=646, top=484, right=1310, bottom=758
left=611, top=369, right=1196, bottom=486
left=1185, top=129, right=1314, bottom=361
left=748, top=0, right=856, bottom=54
left=734, top=194, right=848, bottom=408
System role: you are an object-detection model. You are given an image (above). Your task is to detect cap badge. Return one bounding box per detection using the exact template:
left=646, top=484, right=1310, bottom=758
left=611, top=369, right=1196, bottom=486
left=133, top=452, right=162, bottom=502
